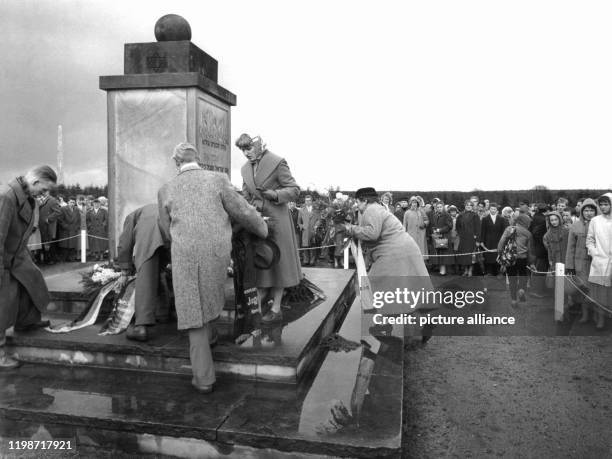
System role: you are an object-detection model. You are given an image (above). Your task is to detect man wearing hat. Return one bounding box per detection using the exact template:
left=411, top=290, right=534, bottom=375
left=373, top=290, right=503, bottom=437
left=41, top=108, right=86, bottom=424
left=236, top=134, right=302, bottom=324
left=158, top=143, right=268, bottom=393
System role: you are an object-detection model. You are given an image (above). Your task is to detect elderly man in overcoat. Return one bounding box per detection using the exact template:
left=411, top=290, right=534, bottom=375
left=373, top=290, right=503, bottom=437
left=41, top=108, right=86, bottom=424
left=87, top=199, right=108, bottom=261
left=236, top=134, right=303, bottom=324
left=158, top=143, right=268, bottom=393
left=0, top=166, right=56, bottom=369
left=115, top=204, right=170, bottom=342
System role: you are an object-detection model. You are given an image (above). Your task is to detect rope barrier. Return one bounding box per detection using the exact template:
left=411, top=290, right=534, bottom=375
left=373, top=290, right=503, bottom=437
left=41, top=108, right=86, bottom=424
left=28, top=233, right=110, bottom=248
left=298, top=244, right=337, bottom=251
left=425, top=248, right=496, bottom=258
left=27, top=234, right=80, bottom=248
left=564, top=275, right=612, bottom=315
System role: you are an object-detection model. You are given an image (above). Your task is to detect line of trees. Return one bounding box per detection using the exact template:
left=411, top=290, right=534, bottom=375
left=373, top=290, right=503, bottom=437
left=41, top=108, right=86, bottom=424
left=54, top=183, right=108, bottom=198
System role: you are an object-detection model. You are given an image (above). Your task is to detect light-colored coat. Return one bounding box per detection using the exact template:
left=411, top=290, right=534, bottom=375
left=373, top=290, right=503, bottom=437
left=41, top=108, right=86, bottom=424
left=298, top=206, right=318, bottom=248
left=565, top=198, right=599, bottom=282
left=87, top=208, right=108, bottom=252
left=241, top=150, right=302, bottom=288
left=351, top=203, right=434, bottom=313
left=403, top=208, right=428, bottom=258
left=0, top=178, right=50, bottom=331
left=158, top=166, right=267, bottom=329
left=586, top=193, right=612, bottom=287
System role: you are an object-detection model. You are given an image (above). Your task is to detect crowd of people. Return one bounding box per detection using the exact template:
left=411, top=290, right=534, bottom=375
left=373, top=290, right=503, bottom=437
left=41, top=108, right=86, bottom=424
left=292, top=191, right=612, bottom=331
left=27, top=193, right=109, bottom=264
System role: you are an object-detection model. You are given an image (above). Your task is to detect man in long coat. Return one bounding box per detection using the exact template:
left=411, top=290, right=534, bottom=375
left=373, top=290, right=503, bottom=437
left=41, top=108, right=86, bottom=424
left=57, top=197, right=80, bottom=261
left=297, top=195, right=318, bottom=266
left=116, top=204, right=169, bottom=342
left=236, top=134, right=303, bottom=323
left=0, top=166, right=56, bottom=369
left=479, top=202, right=508, bottom=275
left=38, top=191, right=62, bottom=264
left=87, top=199, right=108, bottom=260
left=158, top=143, right=268, bottom=393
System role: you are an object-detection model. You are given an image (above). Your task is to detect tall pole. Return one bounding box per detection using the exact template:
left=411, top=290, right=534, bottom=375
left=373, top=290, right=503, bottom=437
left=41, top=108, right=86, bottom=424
left=57, top=125, right=64, bottom=184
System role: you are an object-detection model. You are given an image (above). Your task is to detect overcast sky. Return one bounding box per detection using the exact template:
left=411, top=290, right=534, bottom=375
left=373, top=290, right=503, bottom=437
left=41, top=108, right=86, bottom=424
left=1, top=0, right=611, bottom=192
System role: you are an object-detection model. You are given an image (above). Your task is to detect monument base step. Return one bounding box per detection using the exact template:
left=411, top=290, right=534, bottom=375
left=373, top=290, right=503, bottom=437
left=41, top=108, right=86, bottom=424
left=0, top=296, right=404, bottom=458
left=8, top=268, right=356, bottom=384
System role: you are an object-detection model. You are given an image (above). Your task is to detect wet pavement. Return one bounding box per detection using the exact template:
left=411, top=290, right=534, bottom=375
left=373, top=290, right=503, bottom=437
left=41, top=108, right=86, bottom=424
left=1, top=295, right=404, bottom=458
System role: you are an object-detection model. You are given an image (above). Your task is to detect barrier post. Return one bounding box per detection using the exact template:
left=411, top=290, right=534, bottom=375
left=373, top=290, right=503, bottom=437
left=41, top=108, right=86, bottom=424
left=554, top=262, right=565, bottom=321
left=344, top=244, right=349, bottom=269
left=80, top=230, right=87, bottom=263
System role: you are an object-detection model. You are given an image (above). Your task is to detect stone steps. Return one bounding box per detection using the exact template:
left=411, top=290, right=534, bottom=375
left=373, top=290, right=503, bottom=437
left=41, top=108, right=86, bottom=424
left=0, top=295, right=404, bottom=458
left=8, top=268, right=357, bottom=384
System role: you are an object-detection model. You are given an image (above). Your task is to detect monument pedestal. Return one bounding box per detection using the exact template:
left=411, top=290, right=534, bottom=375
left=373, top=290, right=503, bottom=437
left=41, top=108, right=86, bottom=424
left=100, top=36, right=236, bottom=258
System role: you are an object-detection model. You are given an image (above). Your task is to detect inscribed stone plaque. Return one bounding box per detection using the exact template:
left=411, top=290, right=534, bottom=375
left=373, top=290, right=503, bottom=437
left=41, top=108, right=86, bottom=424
left=195, top=93, right=231, bottom=175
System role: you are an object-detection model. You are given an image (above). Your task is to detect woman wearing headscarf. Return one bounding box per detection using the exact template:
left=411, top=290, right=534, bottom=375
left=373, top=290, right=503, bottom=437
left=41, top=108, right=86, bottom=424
left=403, top=196, right=428, bottom=259
left=236, top=134, right=302, bottom=324
left=498, top=213, right=536, bottom=307
left=430, top=200, right=453, bottom=276
left=565, top=198, right=598, bottom=323
left=456, top=200, right=481, bottom=277
left=501, top=206, right=514, bottom=224
left=543, top=211, right=569, bottom=269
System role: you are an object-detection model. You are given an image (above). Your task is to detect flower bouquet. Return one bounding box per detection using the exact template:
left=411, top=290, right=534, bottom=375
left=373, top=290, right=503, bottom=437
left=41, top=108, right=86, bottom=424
left=46, top=263, right=125, bottom=334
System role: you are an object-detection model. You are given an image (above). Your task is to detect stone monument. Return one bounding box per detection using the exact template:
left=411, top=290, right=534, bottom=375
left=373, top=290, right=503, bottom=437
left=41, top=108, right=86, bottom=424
left=100, top=14, right=236, bottom=257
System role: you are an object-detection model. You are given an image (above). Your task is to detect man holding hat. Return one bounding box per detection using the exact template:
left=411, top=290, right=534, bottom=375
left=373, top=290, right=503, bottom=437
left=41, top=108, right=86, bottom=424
left=158, top=143, right=268, bottom=393
left=236, top=134, right=302, bottom=324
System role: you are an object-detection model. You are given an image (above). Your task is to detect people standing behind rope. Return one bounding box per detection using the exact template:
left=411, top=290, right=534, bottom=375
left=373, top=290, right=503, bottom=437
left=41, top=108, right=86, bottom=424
left=1, top=165, right=57, bottom=369
left=380, top=192, right=393, bottom=213
left=237, top=133, right=302, bottom=324
left=480, top=203, right=508, bottom=276
left=394, top=198, right=409, bottom=223
left=159, top=142, right=268, bottom=393
left=331, top=208, right=349, bottom=268
left=38, top=191, right=62, bottom=265
left=76, top=196, right=88, bottom=261
left=429, top=201, right=453, bottom=276
left=456, top=200, right=481, bottom=277
left=288, top=201, right=300, bottom=246
left=543, top=211, right=569, bottom=268
left=565, top=199, right=598, bottom=324
left=57, top=197, right=80, bottom=261
left=403, top=196, right=428, bottom=259
left=87, top=199, right=108, bottom=261
left=529, top=203, right=550, bottom=298
left=498, top=213, right=536, bottom=307
left=298, top=195, right=318, bottom=266
left=446, top=205, right=459, bottom=273
left=585, top=192, right=612, bottom=330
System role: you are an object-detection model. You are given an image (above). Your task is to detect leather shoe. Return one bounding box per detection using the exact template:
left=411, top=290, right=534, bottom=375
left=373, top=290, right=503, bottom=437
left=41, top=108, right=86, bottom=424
left=261, top=310, right=283, bottom=324
left=14, top=320, right=50, bottom=332
left=0, top=350, right=21, bottom=370
left=192, top=383, right=214, bottom=394
left=126, top=325, right=148, bottom=342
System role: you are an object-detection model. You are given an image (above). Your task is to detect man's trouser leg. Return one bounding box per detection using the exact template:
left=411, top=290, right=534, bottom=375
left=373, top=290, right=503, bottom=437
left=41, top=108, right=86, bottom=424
left=188, top=324, right=215, bottom=387
left=16, top=283, right=42, bottom=328
left=134, top=255, right=160, bottom=326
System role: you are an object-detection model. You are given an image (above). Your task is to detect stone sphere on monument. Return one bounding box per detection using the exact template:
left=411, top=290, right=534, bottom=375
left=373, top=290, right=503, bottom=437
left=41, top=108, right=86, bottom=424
left=154, top=14, right=192, bottom=41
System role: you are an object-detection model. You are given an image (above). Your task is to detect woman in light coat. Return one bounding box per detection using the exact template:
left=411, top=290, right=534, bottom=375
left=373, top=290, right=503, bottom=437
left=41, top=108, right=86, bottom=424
left=403, top=197, right=428, bottom=259
left=565, top=198, right=598, bottom=323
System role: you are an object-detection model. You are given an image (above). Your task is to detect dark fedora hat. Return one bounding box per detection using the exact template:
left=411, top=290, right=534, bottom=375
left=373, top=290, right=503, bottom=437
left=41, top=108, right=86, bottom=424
left=355, top=187, right=378, bottom=200
left=253, top=237, right=281, bottom=269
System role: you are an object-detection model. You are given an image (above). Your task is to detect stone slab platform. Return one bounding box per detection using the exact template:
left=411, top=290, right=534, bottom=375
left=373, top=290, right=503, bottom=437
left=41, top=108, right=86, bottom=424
left=0, top=295, right=404, bottom=458
left=8, top=268, right=356, bottom=384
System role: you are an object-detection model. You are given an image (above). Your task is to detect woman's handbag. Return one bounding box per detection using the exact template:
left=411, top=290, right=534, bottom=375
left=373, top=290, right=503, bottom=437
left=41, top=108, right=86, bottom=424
left=433, top=236, right=449, bottom=250
left=497, top=227, right=518, bottom=269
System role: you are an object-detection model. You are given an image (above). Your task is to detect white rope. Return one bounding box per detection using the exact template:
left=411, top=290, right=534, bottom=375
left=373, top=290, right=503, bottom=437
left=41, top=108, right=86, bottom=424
left=87, top=234, right=110, bottom=241
left=427, top=248, right=496, bottom=258
left=564, top=275, right=612, bottom=315
left=298, top=244, right=336, bottom=251
left=27, top=234, right=80, bottom=248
